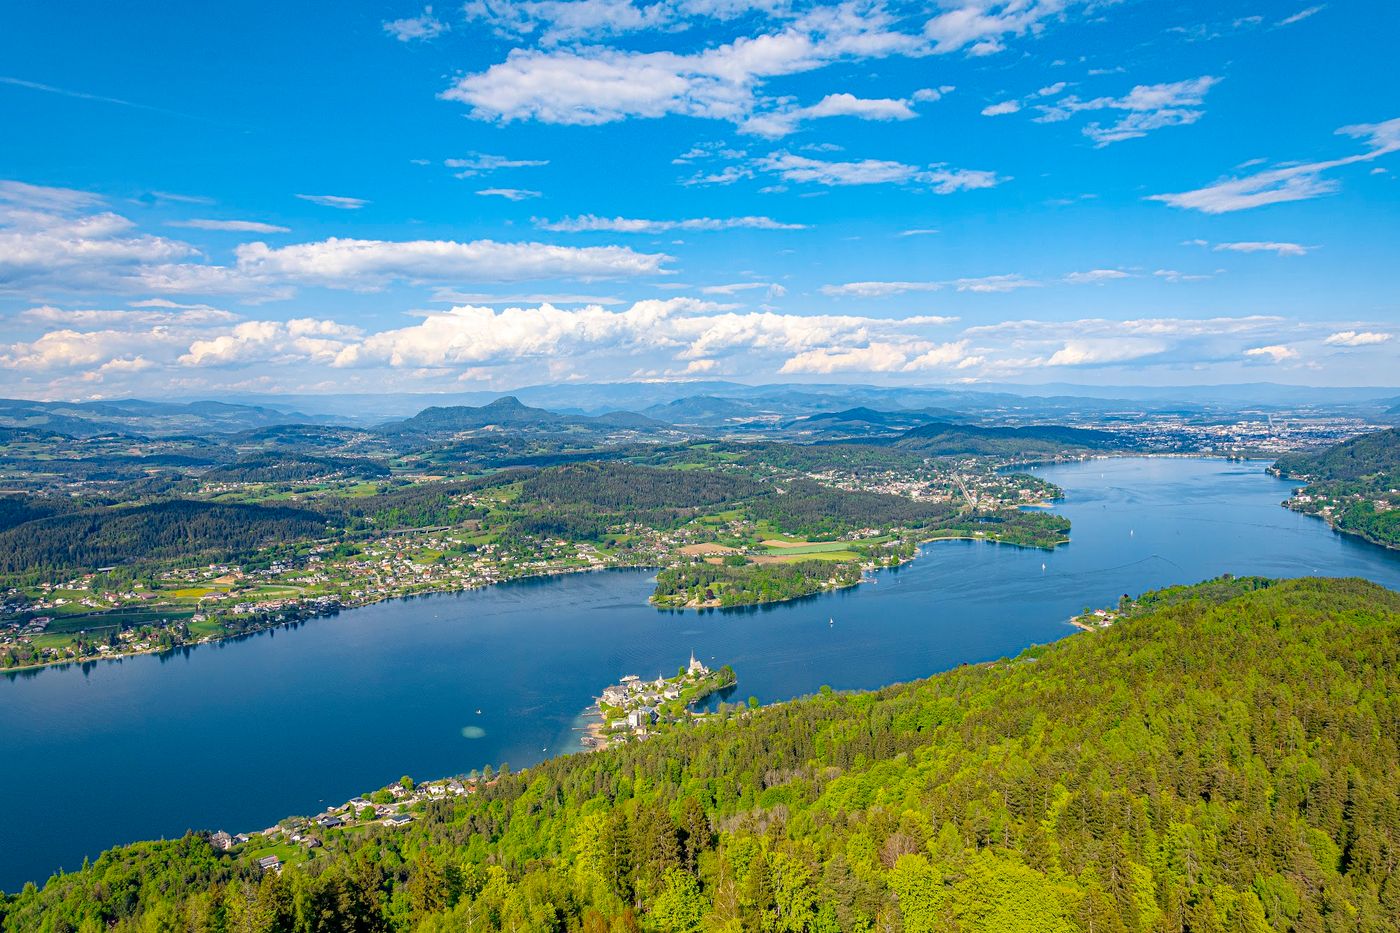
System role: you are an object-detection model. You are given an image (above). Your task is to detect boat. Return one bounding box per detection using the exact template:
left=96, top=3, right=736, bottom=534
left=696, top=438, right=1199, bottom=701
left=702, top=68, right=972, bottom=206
left=828, top=616, right=834, bottom=626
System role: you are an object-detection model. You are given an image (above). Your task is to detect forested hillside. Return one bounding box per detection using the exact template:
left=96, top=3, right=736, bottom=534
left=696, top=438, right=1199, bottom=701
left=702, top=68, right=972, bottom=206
left=1271, top=428, right=1399, bottom=481
left=1272, top=430, right=1400, bottom=549
left=6, top=576, right=1398, bottom=932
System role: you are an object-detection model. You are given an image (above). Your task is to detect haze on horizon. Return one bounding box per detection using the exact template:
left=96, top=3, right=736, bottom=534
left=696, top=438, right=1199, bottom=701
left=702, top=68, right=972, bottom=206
left=1, top=0, right=1397, bottom=400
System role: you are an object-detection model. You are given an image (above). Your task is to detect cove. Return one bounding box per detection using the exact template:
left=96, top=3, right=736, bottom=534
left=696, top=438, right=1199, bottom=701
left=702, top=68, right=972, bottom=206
left=3, top=457, right=1400, bottom=892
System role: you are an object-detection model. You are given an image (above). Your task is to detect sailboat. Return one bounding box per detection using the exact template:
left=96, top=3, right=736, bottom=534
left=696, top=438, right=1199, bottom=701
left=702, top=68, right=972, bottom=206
left=828, top=616, right=834, bottom=627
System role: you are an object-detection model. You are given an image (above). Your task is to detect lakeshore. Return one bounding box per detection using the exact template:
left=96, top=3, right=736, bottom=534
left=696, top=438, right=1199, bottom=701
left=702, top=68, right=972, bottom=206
left=6, top=458, right=1400, bottom=892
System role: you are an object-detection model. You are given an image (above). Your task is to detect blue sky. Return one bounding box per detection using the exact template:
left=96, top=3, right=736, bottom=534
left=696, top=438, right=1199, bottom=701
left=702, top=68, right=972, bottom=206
left=1, top=0, right=1397, bottom=398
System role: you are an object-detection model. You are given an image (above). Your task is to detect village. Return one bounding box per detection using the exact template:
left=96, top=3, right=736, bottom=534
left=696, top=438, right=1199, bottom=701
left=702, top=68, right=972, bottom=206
left=206, top=773, right=497, bottom=876
left=584, top=653, right=738, bottom=748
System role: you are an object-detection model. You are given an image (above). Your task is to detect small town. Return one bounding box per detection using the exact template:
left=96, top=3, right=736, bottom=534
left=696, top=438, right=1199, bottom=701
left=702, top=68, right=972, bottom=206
left=584, top=653, right=738, bottom=748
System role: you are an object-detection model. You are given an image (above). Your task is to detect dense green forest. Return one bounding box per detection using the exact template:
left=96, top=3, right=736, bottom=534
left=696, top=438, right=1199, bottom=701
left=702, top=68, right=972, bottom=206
left=653, top=558, right=863, bottom=607
left=0, top=501, right=328, bottom=575
left=890, top=422, right=1118, bottom=458
left=7, top=576, right=1397, bottom=932
left=205, top=454, right=390, bottom=484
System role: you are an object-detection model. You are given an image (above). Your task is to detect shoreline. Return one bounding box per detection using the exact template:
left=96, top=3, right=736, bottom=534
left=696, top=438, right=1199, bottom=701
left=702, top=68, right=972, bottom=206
left=18, top=453, right=1275, bottom=672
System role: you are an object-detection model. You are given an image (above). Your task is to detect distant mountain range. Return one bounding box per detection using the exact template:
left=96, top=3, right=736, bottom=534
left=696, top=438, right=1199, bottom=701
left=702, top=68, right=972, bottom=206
left=0, top=397, right=335, bottom=438
left=5, top=379, right=1396, bottom=440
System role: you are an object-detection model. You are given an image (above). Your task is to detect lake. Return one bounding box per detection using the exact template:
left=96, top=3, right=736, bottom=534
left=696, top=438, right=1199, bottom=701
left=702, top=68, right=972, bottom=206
left=3, top=456, right=1399, bottom=891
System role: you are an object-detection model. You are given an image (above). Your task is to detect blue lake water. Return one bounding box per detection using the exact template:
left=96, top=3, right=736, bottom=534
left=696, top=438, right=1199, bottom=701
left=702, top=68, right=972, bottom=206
left=3, top=456, right=1399, bottom=891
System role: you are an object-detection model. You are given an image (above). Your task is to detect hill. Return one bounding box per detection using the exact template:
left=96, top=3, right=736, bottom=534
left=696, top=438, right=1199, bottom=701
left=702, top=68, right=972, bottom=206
left=891, top=421, right=1120, bottom=457
left=380, top=397, right=675, bottom=438
left=1271, top=430, right=1400, bottom=549
left=0, top=398, right=333, bottom=437
left=203, top=453, right=390, bottom=484
left=0, top=501, right=328, bottom=575
left=6, top=577, right=1399, bottom=931
left=1271, top=428, right=1400, bottom=481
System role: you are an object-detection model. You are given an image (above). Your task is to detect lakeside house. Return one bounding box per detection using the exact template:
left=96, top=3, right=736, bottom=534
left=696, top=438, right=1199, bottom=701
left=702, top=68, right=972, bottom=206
left=257, top=855, right=281, bottom=873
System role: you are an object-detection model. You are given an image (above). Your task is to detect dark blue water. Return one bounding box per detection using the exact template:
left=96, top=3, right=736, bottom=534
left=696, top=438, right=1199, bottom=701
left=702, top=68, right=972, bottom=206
left=3, top=457, right=1398, bottom=891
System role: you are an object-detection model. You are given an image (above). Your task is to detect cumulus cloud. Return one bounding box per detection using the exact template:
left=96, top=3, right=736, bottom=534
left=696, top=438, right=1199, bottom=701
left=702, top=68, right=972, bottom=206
left=1045, top=338, right=1165, bottom=366
left=536, top=214, right=806, bottom=232
left=1151, top=117, right=1400, bottom=213
left=181, top=319, right=364, bottom=367
left=1324, top=330, right=1391, bottom=347
left=1243, top=344, right=1298, bottom=362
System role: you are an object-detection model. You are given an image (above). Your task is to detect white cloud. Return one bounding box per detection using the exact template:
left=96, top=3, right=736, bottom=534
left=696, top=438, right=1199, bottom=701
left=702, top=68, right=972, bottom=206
left=1212, top=241, right=1311, bottom=256
left=1151, top=117, right=1400, bottom=213
left=953, top=274, right=1038, bottom=292
left=820, top=280, right=942, bottom=297
left=1046, top=338, right=1165, bottom=366
left=234, top=237, right=671, bottom=287
left=537, top=214, right=806, bottom=232
left=445, top=153, right=550, bottom=177
left=1243, top=344, right=1298, bottom=362
left=295, top=194, right=369, bottom=209
left=822, top=274, right=1037, bottom=296
left=445, top=3, right=943, bottom=134
left=477, top=188, right=543, bottom=200
left=464, top=0, right=677, bottom=45
left=1324, top=330, right=1391, bottom=347
left=168, top=219, right=291, bottom=234
left=981, top=100, right=1021, bottom=116
left=1032, top=76, right=1222, bottom=146
left=1064, top=269, right=1132, bottom=284
left=923, top=0, right=1070, bottom=56
left=181, top=319, right=364, bottom=367
left=699, top=281, right=787, bottom=296
left=742, top=92, right=918, bottom=137
left=19, top=304, right=238, bottom=326
left=384, top=6, right=449, bottom=41
left=0, top=179, right=104, bottom=211
left=758, top=152, right=1002, bottom=191
left=912, top=85, right=955, bottom=102
left=1153, top=269, right=1213, bottom=282
left=1277, top=5, right=1324, bottom=26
